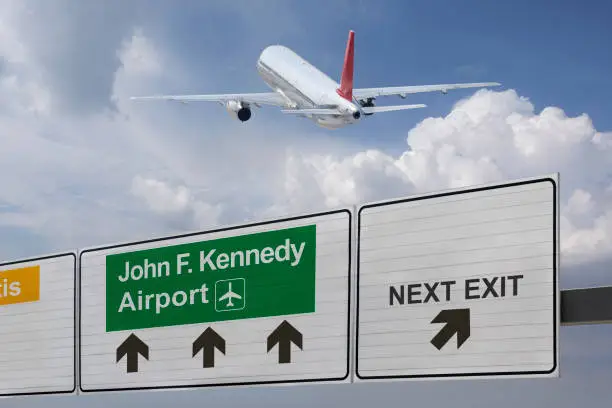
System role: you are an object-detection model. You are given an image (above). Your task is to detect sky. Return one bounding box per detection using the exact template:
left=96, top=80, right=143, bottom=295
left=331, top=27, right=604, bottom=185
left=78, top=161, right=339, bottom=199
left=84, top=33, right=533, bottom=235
left=1, top=0, right=612, bottom=406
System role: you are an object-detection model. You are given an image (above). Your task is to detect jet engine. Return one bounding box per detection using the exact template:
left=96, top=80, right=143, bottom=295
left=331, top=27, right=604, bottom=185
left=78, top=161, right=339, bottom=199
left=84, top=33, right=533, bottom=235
left=225, top=100, right=252, bottom=122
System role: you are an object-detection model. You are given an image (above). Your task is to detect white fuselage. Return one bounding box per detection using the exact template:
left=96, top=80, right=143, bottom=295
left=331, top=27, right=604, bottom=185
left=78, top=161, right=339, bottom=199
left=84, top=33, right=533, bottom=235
left=256, top=45, right=360, bottom=129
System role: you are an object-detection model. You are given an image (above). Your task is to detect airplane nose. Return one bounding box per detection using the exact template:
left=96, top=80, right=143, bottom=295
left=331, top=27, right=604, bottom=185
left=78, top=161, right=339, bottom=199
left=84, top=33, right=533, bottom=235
left=353, top=110, right=361, bottom=119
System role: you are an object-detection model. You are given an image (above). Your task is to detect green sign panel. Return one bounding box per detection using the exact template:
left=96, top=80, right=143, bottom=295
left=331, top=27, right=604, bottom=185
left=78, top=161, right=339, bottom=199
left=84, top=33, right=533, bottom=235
left=105, top=224, right=317, bottom=331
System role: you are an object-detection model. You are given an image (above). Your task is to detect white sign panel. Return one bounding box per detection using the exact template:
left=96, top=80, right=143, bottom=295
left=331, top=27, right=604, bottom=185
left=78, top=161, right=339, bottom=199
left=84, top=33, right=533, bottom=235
left=0, top=253, right=76, bottom=397
left=355, top=175, right=559, bottom=381
left=79, top=209, right=352, bottom=393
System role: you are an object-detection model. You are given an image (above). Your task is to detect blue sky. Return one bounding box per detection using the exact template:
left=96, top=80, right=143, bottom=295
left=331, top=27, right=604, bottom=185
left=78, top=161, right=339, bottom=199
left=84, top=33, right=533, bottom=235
left=1, top=1, right=612, bottom=407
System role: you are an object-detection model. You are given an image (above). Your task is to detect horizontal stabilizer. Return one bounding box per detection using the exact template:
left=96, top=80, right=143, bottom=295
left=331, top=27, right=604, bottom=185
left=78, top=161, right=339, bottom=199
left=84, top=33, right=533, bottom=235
left=361, top=104, right=426, bottom=114
left=353, top=82, right=501, bottom=99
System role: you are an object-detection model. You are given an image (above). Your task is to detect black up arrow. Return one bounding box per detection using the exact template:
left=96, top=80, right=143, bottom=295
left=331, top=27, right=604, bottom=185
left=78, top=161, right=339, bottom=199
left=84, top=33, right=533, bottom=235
left=430, top=308, right=471, bottom=350
left=192, top=327, right=226, bottom=368
left=267, top=320, right=303, bottom=364
left=116, top=333, right=149, bottom=373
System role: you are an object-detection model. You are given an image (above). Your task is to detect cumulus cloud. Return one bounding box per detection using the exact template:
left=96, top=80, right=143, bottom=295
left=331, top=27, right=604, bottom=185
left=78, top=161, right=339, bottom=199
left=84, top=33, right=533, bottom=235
left=272, top=89, right=612, bottom=264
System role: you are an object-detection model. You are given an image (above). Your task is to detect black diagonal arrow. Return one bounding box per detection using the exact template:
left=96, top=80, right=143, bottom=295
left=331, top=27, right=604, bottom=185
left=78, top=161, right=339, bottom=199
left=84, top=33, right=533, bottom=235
left=430, top=308, right=471, bottom=350
left=116, top=333, right=149, bottom=373
left=192, top=327, right=226, bottom=368
left=267, top=320, right=303, bottom=364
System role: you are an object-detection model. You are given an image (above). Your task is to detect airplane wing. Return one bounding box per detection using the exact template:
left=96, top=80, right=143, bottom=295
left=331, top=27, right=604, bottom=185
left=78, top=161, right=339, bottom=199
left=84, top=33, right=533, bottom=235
left=130, top=92, right=288, bottom=107
left=353, top=82, right=501, bottom=100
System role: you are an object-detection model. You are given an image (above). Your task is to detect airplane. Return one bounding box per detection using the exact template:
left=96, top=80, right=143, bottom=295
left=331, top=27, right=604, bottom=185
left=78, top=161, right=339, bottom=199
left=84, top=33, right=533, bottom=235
left=218, top=282, right=242, bottom=308
left=130, top=30, right=501, bottom=129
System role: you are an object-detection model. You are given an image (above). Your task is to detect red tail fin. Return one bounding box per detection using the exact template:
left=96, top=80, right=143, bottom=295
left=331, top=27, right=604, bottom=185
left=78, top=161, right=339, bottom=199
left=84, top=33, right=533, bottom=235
left=336, top=30, right=355, bottom=101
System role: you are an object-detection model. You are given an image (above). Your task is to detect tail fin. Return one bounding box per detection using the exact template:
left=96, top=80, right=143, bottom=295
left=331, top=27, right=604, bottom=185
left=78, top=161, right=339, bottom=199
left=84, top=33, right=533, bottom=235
left=336, top=30, right=355, bottom=101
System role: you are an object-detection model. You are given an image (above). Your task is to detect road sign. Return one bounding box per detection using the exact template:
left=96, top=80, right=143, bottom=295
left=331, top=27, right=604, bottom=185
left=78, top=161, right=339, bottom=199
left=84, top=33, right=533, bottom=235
left=355, top=175, right=560, bottom=381
left=0, top=253, right=76, bottom=397
left=79, top=209, right=352, bottom=392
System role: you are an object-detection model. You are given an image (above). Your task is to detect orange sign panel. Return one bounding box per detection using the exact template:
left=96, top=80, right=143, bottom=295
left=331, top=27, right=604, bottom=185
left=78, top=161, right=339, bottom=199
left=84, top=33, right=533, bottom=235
left=0, top=265, right=40, bottom=306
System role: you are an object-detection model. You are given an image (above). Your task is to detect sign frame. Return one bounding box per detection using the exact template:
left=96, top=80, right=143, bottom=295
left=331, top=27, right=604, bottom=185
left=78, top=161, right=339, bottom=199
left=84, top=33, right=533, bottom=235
left=0, top=251, right=77, bottom=397
left=354, top=174, right=560, bottom=382
left=78, top=208, right=353, bottom=394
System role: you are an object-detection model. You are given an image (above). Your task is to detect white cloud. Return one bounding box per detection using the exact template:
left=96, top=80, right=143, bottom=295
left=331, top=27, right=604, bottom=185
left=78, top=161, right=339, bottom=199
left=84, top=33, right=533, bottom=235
left=117, top=28, right=162, bottom=77
left=131, top=176, right=192, bottom=214
left=0, top=7, right=213, bottom=251
left=131, top=175, right=222, bottom=229
left=566, top=189, right=595, bottom=216
left=271, top=89, right=612, bottom=264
